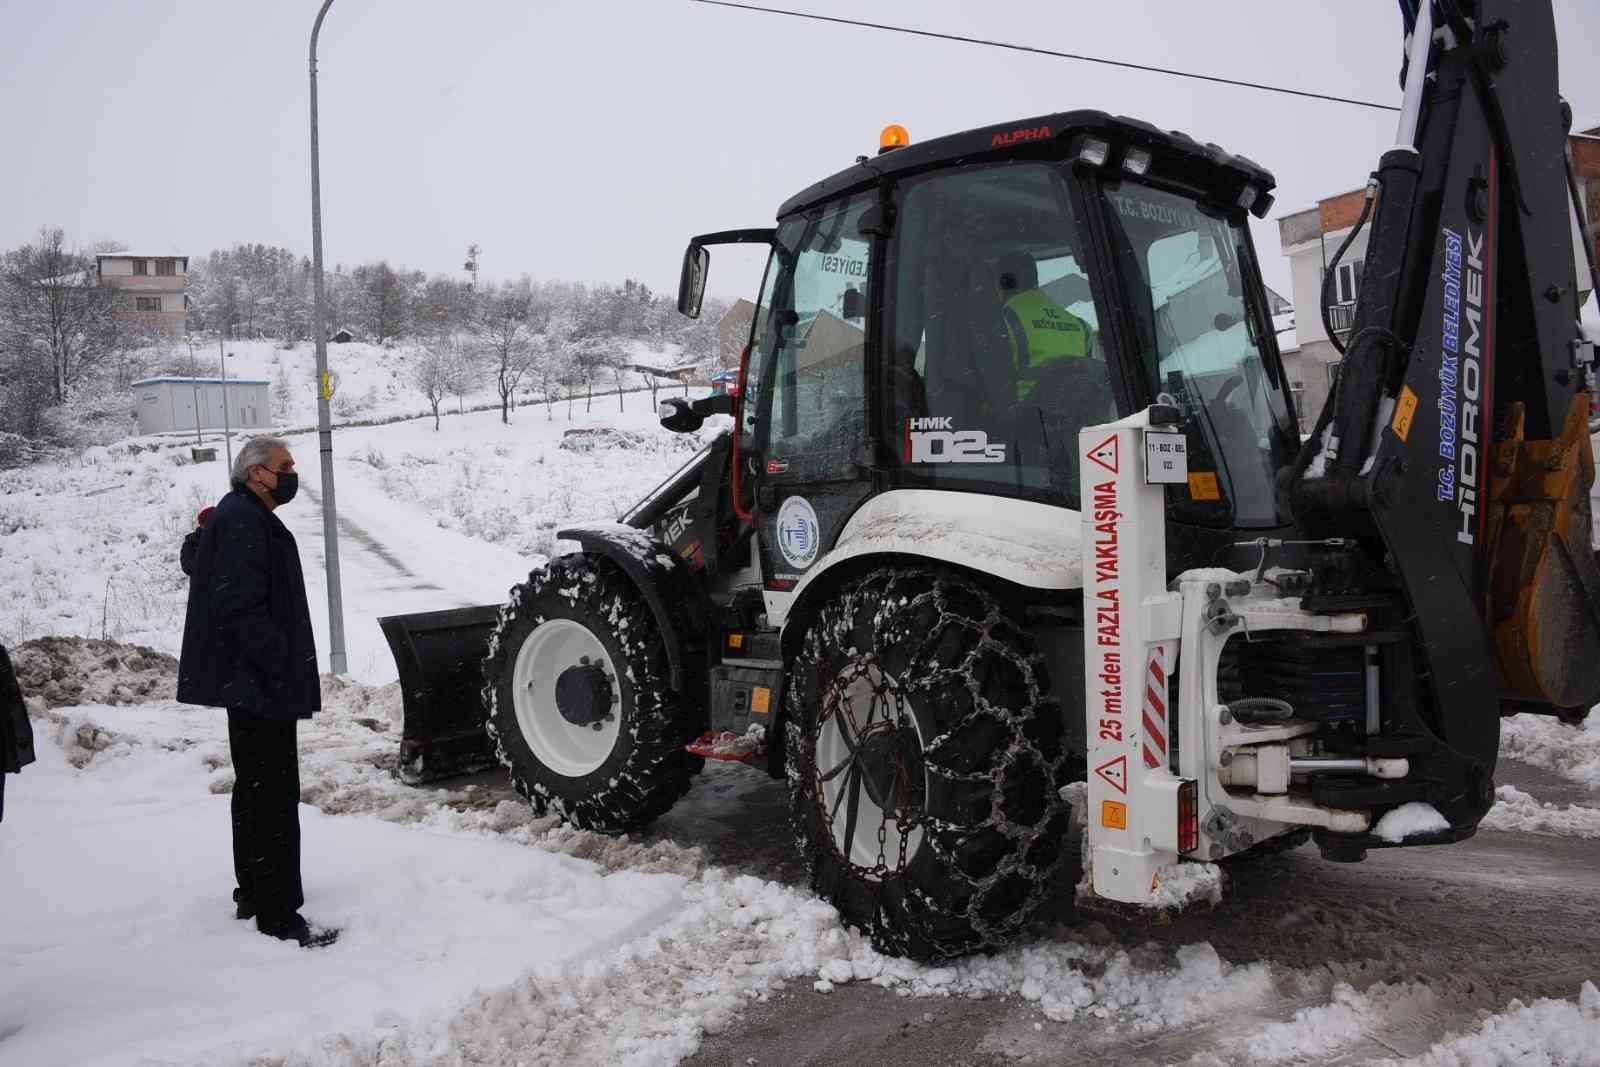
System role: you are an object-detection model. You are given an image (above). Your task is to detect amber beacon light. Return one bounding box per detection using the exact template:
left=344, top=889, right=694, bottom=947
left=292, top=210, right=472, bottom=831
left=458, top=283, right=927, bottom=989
left=878, top=124, right=911, bottom=153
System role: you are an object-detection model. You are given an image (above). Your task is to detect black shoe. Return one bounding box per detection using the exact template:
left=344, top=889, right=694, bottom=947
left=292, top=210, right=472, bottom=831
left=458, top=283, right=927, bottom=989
left=233, top=889, right=255, bottom=921
left=257, top=912, right=340, bottom=949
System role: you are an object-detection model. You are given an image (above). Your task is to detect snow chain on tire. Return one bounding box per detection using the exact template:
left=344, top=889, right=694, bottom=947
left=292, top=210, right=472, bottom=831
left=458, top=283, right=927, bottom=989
left=786, top=566, right=1074, bottom=961
left=482, top=553, right=699, bottom=833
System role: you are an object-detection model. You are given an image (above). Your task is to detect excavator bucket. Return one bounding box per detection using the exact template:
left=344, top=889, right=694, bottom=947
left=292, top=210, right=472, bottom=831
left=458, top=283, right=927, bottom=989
left=379, top=605, right=502, bottom=784
left=1486, top=394, right=1600, bottom=714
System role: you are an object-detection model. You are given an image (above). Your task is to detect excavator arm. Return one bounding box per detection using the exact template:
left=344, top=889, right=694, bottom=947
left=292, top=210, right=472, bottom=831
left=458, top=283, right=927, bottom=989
left=1286, top=0, right=1600, bottom=776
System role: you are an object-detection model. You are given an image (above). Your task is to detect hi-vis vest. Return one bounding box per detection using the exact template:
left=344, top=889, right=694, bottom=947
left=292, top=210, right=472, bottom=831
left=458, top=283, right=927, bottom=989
left=1002, top=289, right=1094, bottom=399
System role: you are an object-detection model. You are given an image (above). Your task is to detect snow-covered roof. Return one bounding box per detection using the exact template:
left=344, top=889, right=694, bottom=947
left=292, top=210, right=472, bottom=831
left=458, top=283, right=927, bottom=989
left=97, top=253, right=189, bottom=262
left=130, top=376, right=271, bottom=387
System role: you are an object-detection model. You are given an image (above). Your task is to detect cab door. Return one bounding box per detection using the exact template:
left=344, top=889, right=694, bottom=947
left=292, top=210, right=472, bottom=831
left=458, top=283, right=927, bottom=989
left=745, top=193, right=880, bottom=602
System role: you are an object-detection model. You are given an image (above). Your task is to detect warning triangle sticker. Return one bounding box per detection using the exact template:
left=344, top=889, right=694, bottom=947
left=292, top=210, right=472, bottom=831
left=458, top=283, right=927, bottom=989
left=1086, top=435, right=1119, bottom=474
left=1094, top=754, right=1128, bottom=794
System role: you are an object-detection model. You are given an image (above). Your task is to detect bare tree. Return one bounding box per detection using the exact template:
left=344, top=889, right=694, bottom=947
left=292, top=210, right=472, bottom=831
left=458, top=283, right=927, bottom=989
left=446, top=340, right=478, bottom=414
left=409, top=340, right=453, bottom=431
left=1, top=227, right=127, bottom=404
left=531, top=338, right=569, bottom=421
left=479, top=283, right=539, bottom=424
left=566, top=335, right=612, bottom=414
left=640, top=366, right=665, bottom=410
left=609, top=357, right=631, bottom=412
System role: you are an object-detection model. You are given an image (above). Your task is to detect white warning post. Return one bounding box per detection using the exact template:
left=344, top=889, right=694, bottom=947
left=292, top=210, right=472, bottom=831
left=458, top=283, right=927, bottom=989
left=1080, top=410, right=1187, bottom=904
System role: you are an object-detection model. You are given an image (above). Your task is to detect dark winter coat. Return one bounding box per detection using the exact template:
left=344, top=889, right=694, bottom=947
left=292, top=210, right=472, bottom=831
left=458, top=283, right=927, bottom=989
left=1, top=642, right=35, bottom=823
left=1, top=643, right=34, bottom=774
left=177, top=488, right=321, bottom=720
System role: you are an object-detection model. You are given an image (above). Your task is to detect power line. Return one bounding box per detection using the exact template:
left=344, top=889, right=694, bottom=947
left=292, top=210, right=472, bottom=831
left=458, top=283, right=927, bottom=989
left=691, top=0, right=1401, bottom=114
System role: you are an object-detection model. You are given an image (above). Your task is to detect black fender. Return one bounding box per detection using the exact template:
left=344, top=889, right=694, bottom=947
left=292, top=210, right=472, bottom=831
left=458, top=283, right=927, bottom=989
left=557, top=525, right=712, bottom=696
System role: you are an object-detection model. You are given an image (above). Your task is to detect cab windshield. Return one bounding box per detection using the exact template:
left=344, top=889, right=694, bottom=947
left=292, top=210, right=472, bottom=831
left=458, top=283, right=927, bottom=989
left=884, top=161, right=1293, bottom=525
left=1094, top=179, right=1296, bottom=527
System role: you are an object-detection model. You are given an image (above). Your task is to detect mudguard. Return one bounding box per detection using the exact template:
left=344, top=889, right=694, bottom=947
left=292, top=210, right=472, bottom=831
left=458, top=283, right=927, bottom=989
left=773, top=489, right=1082, bottom=635
left=558, top=524, right=714, bottom=694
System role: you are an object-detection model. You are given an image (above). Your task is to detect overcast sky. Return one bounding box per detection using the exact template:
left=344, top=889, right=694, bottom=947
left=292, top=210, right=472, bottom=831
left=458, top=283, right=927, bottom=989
left=3, top=0, right=1597, bottom=301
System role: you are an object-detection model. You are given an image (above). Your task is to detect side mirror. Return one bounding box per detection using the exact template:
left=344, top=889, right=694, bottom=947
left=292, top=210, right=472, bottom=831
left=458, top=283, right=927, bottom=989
left=659, top=398, right=704, bottom=433
left=677, top=244, right=710, bottom=319
left=659, top=393, right=736, bottom=433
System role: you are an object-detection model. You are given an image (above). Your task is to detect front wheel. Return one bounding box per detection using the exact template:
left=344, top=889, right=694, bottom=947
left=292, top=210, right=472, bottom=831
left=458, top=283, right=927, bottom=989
left=483, top=554, right=699, bottom=833
left=786, top=566, right=1074, bottom=961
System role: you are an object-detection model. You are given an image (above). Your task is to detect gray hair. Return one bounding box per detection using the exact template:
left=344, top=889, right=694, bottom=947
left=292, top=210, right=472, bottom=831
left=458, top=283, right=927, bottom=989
left=230, top=435, right=290, bottom=486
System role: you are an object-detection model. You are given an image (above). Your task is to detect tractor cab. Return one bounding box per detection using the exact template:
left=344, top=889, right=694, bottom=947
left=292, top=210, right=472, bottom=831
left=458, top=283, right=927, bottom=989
left=675, top=112, right=1299, bottom=602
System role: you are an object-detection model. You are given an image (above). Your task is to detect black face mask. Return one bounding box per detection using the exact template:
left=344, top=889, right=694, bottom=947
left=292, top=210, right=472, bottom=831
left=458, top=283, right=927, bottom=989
left=267, top=471, right=299, bottom=506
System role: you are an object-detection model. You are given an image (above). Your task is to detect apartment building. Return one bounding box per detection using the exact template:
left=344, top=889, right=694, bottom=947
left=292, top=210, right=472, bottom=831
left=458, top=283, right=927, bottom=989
left=96, top=253, right=188, bottom=336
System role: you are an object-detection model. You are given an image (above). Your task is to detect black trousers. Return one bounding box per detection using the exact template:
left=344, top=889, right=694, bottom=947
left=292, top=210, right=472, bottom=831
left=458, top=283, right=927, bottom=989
left=227, top=710, right=304, bottom=917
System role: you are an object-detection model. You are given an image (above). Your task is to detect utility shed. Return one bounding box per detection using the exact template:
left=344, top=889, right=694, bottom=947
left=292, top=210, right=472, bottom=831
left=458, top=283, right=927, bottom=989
left=130, top=377, right=271, bottom=436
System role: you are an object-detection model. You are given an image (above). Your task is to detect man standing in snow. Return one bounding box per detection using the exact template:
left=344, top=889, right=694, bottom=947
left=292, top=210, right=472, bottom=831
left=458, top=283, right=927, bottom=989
left=177, top=435, right=338, bottom=949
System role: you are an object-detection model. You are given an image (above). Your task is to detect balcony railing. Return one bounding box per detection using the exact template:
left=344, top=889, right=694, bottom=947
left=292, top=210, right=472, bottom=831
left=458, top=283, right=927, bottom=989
left=1327, top=301, right=1357, bottom=335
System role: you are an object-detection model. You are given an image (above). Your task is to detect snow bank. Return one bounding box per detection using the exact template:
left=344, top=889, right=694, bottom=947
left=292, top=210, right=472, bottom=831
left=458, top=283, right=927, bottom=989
left=1387, top=982, right=1600, bottom=1067
left=1373, top=802, right=1450, bottom=843
left=9, top=635, right=176, bottom=707
left=1499, top=712, right=1600, bottom=788
left=1481, top=784, right=1600, bottom=839
left=1242, top=980, right=1444, bottom=1063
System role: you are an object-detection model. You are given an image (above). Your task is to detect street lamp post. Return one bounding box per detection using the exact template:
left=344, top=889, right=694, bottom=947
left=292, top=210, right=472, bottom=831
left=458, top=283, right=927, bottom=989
left=310, top=0, right=349, bottom=676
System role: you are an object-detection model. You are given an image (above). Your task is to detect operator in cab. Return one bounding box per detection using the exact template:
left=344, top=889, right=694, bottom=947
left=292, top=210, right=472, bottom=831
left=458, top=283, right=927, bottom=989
left=996, top=251, right=1096, bottom=401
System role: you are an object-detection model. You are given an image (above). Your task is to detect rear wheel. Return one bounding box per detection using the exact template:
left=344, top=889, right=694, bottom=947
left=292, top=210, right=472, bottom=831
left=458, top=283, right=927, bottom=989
left=483, top=554, right=699, bottom=833
left=786, top=566, right=1073, bottom=961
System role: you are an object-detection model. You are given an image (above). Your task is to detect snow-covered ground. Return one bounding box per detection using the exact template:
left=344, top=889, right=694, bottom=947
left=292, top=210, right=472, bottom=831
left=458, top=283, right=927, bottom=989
left=1, top=398, right=715, bottom=681
left=4, top=397, right=1599, bottom=1064
left=11, top=685, right=1596, bottom=1066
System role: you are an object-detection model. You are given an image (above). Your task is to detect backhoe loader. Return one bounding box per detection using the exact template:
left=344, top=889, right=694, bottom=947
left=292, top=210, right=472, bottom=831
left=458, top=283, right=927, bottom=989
left=381, top=0, right=1600, bottom=961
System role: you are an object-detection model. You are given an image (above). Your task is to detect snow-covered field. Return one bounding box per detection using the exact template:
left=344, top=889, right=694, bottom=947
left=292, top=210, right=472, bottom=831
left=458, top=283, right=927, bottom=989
left=4, top=397, right=1599, bottom=1065
left=0, top=397, right=714, bottom=681
left=172, top=337, right=688, bottom=433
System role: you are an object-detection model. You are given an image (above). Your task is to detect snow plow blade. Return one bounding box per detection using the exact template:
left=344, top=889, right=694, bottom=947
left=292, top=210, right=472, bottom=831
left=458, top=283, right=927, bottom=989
left=379, top=605, right=502, bottom=785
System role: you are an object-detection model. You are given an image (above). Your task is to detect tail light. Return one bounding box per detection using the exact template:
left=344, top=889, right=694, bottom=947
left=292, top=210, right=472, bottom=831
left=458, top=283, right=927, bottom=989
left=1178, top=778, right=1199, bottom=853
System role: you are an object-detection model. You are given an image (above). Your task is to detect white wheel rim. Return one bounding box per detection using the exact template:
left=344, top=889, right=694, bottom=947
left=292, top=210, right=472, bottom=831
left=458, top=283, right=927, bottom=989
left=511, top=618, right=622, bottom=778
left=815, top=662, right=926, bottom=880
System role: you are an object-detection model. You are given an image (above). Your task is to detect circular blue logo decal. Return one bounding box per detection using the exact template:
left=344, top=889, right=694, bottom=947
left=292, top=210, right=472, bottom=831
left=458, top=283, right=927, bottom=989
left=775, top=496, right=821, bottom=570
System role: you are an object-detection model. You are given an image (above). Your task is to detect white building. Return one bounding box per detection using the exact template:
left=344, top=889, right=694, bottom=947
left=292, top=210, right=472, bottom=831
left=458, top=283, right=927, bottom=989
left=130, top=377, right=271, bottom=436
left=1275, top=189, right=1372, bottom=435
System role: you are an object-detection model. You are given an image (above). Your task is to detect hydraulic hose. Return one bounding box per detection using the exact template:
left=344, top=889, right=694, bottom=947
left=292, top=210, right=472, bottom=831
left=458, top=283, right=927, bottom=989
left=1320, top=179, right=1377, bottom=358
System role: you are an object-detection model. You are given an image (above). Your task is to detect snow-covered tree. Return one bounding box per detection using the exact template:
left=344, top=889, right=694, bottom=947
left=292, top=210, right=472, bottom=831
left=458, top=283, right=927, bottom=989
left=0, top=227, right=127, bottom=406
left=409, top=340, right=454, bottom=431
left=272, top=364, right=294, bottom=419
